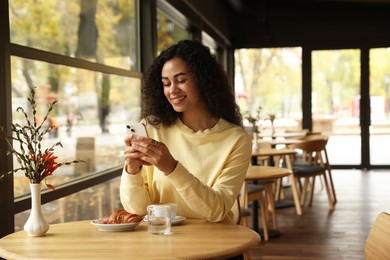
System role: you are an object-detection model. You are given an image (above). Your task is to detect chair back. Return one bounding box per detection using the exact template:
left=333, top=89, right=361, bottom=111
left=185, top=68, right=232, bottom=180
left=289, top=138, right=328, bottom=166
left=301, top=134, right=329, bottom=141
left=365, top=212, right=390, bottom=260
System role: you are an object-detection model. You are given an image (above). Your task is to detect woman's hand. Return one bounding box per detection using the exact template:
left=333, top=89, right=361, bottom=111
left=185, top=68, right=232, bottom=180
left=124, top=134, right=150, bottom=174
left=127, top=135, right=177, bottom=175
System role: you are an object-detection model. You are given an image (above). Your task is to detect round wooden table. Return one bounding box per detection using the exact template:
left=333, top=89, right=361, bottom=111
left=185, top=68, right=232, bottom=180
left=252, top=148, right=302, bottom=216
left=246, top=165, right=292, bottom=181
left=0, top=219, right=260, bottom=260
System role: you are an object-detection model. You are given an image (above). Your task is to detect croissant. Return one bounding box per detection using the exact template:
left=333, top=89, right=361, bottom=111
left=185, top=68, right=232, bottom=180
left=99, top=209, right=143, bottom=224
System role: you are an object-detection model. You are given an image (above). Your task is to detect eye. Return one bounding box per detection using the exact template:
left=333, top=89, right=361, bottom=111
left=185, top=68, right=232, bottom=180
left=162, top=81, right=171, bottom=87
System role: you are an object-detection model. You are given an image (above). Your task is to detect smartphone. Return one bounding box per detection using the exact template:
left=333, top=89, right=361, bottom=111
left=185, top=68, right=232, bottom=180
left=127, top=123, right=148, bottom=144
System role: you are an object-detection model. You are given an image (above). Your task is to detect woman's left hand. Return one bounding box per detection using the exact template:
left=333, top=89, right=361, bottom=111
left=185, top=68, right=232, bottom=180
left=131, top=136, right=178, bottom=175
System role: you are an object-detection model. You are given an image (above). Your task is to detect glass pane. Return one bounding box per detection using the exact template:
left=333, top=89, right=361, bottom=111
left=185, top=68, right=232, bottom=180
left=234, top=48, right=302, bottom=132
left=202, top=31, right=217, bottom=55
left=312, top=49, right=361, bottom=165
left=157, top=10, right=191, bottom=55
left=15, top=176, right=122, bottom=231
left=11, top=56, right=141, bottom=197
left=9, top=0, right=139, bottom=71
left=369, top=48, right=390, bottom=165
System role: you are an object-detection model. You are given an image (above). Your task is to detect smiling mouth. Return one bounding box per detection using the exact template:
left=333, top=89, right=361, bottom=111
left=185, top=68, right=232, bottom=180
left=171, top=96, right=185, bottom=104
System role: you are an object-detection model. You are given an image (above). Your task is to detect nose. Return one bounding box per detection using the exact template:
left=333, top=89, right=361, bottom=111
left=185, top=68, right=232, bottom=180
left=168, top=83, right=178, bottom=94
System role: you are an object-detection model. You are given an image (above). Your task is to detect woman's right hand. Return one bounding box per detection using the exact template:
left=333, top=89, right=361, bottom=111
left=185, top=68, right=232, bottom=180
left=124, top=134, right=150, bottom=174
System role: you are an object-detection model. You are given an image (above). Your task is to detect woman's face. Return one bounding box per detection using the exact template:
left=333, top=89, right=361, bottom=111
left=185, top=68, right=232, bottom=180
left=161, top=57, right=202, bottom=113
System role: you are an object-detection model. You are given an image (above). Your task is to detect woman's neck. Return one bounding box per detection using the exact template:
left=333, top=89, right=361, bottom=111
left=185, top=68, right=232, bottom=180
left=179, top=111, right=219, bottom=132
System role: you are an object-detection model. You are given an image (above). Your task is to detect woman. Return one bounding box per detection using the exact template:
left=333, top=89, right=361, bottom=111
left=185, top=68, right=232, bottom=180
left=120, top=40, right=251, bottom=223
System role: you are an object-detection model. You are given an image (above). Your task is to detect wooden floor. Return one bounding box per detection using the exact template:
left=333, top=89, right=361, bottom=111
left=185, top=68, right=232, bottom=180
left=246, top=169, right=390, bottom=260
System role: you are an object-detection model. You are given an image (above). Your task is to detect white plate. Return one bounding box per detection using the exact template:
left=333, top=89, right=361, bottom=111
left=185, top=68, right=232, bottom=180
left=144, top=215, right=186, bottom=225
left=91, top=219, right=141, bottom=232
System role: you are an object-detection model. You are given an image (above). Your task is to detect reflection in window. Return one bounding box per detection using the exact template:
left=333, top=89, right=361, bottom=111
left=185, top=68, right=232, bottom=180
left=157, top=10, right=191, bottom=55
left=234, top=48, right=302, bottom=131
left=9, top=0, right=139, bottom=71
left=11, top=57, right=141, bottom=197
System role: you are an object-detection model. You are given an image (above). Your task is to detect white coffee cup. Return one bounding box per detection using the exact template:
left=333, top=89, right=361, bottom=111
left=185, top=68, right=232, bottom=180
left=163, top=203, right=177, bottom=220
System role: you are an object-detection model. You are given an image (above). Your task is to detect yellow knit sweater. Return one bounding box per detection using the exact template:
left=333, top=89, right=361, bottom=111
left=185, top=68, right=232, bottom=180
left=120, top=118, right=252, bottom=223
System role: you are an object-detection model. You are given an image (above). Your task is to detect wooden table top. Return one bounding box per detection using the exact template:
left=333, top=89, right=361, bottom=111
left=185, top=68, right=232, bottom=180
left=265, top=139, right=303, bottom=146
left=0, top=219, right=260, bottom=260
left=252, top=148, right=297, bottom=157
left=245, top=165, right=292, bottom=181
left=258, top=131, right=307, bottom=139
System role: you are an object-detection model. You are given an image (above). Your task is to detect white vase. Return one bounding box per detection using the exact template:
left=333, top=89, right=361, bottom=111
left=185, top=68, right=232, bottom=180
left=24, top=183, right=50, bottom=237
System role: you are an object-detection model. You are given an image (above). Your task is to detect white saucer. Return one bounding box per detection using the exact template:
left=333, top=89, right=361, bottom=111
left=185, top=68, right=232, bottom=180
left=171, top=216, right=186, bottom=225
left=91, top=219, right=141, bottom=232
left=144, top=215, right=186, bottom=225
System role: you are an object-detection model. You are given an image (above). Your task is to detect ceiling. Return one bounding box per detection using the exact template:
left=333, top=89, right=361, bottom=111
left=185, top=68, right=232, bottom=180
left=225, top=0, right=390, bottom=15
left=222, top=0, right=390, bottom=48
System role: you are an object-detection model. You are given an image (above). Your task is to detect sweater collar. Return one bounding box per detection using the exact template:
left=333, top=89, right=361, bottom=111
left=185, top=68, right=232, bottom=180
left=175, top=117, right=226, bottom=135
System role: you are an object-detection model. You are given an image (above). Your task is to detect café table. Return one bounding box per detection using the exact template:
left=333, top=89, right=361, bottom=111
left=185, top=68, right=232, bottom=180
left=252, top=148, right=302, bottom=216
left=0, top=219, right=260, bottom=260
left=263, top=139, right=303, bottom=149
left=245, top=165, right=292, bottom=237
left=258, top=131, right=307, bottom=140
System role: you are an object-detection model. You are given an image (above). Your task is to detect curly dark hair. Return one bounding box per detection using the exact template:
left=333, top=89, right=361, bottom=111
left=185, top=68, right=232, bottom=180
left=141, top=40, right=243, bottom=127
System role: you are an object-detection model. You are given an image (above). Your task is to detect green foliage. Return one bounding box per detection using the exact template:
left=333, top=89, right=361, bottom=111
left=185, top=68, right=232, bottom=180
left=235, top=48, right=302, bottom=117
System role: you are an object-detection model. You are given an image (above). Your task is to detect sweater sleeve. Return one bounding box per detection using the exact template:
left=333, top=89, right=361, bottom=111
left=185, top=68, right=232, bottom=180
left=119, top=164, right=152, bottom=216
left=166, top=135, right=251, bottom=223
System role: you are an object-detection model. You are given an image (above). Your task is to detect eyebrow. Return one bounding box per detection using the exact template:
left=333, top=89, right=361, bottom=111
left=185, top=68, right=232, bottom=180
left=161, top=72, right=187, bottom=80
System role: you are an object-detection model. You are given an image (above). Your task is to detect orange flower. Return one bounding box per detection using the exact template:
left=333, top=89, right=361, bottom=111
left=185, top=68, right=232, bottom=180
left=30, top=152, right=60, bottom=190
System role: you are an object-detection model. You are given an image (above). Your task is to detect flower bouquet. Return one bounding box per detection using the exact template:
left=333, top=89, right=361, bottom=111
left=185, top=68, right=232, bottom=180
left=0, top=86, right=83, bottom=190
left=1, top=86, right=85, bottom=236
left=244, top=106, right=262, bottom=134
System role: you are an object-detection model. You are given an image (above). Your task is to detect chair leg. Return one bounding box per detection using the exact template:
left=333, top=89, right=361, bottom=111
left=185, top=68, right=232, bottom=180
left=308, top=176, right=316, bottom=207
left=324, top=149, right=337, bottom=203
left=326, top=167, right=337, bottom=204
left=321, top=173, right=335, bottom=210
left=300, top=177, right=309, bottom=206
left=258, top=192, right=269, bottom=241
left=263, top=183, right=278, bottom=230
left=275, top=178, right=282, bottom=201
left=244, top=250, right=252, bottom=260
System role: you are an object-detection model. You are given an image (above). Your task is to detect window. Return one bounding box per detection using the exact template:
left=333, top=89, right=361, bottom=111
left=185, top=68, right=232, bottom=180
left=11, top=57, right=141, bottom=198
left=8, top=0, right=141, bottom=230
left=156, top=8, right=191, bottom=55
left=10, top=0, right=139, bottom=70
left=234, top=48, right=302, bottom=131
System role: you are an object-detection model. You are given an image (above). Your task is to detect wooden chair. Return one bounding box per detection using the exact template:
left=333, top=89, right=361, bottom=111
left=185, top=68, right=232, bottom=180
left=288, top=138, right=335, bottom=210
left=365, top=212, right=390, bottom=260
left=299, top=134, right=337, bottom=203
left=240, top=181, right=270, bottom=241
left=232, top=195, right=256, bottom=260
